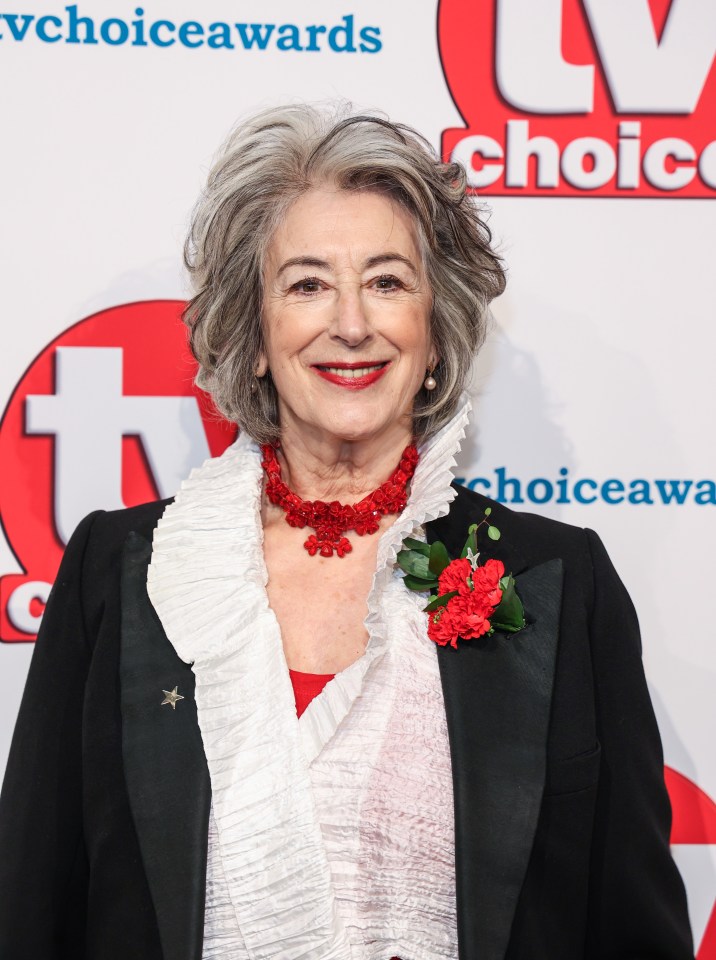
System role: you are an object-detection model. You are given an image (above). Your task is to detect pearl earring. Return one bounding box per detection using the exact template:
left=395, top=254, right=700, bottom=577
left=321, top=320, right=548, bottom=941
left=424, top=367, right=437, bottom=391
left=252, top=364, right=267, bottom=394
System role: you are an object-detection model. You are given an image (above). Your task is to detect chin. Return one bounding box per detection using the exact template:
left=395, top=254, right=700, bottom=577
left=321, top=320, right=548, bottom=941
left=283, top=391, right=415, bottom=445
left=320, top=418, right=384, bottom=444
left=318, top=408, right=410, bottom=445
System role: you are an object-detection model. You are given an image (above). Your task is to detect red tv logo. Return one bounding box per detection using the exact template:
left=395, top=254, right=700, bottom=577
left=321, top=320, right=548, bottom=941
left=666, top=768, right=716, bottom=958
left=440, top=0, right=716, bottom=197
left=0, top=301, right=237, bottom=642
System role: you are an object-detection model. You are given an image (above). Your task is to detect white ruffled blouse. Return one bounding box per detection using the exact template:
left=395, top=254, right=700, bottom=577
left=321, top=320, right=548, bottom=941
left=146, top=398, right=472, bottom=960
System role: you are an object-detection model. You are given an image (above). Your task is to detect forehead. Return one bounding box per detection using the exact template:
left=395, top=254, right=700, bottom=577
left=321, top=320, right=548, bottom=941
left=265, top=187, right=422, bottom=268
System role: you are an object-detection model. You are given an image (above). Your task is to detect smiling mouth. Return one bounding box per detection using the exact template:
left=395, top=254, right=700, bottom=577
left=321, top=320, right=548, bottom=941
left=311, top=361, right=391, bottom=389
left=315, top=362, right=388, bottom=379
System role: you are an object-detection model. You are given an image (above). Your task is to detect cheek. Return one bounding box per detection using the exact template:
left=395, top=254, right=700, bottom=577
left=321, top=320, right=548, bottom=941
left=261, top=309, right=304, bottom=367
left=397, top=308, right=432, bottom=360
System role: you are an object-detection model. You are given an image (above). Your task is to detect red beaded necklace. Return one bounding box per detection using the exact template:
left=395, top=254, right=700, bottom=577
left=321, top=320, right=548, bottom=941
left=261, top=443, right=420, bottom=558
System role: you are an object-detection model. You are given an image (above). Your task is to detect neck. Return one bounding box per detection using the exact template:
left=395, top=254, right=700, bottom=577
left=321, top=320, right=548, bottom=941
left=273, top=419, right=415, bottom=503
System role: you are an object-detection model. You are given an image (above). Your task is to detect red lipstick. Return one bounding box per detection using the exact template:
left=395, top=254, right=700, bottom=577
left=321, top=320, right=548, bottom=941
left=312, top=361, right=390, bottom=390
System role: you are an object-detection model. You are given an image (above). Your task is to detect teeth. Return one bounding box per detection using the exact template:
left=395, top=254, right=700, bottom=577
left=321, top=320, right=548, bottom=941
left=321, top=364, right=384, bottom=378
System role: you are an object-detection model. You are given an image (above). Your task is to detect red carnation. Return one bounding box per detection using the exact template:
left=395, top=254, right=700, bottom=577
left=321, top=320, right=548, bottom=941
left=450, top=592, right=494, bottom=639
left=428, top=558, right=505, bottom=648
left=471, top=558, right=505, bottom=608
left=438, top=558, right=473, bottom=596
left=428, top=606, right=462, bottom=648
left=400, top=513, right=525, bottom=650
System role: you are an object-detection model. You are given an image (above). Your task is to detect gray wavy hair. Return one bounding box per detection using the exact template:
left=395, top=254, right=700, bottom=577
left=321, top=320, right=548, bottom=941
left=183, top=103, right=506, bottom=444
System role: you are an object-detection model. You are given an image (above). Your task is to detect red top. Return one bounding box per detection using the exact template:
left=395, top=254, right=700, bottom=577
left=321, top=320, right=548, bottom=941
left=288, top=669, right=335, bottom=718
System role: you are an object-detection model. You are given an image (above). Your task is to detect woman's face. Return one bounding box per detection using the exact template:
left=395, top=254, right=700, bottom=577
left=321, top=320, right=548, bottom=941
left=260, top=186, right=435, bottom=447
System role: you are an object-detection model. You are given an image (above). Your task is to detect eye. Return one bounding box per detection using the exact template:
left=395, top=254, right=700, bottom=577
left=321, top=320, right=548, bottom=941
left=290, top=276, right=323, bottom=295
left=373, top=274, right=405, bottom=292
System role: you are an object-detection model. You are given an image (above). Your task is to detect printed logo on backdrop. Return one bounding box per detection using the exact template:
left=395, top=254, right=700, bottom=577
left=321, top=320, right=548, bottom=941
left=0, top=6, right=381, bottom=53
left=439, top=0, right=716, bottom=197
left=666, top=769, right=716, bottom=959
left=454, top=467, right=715, bottom=506
left=0, top=301, right=236, bottom=643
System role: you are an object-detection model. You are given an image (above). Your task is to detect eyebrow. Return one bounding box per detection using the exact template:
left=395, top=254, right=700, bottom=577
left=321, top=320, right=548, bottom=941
left=276, top=252, right=419, bottom=277
left=276, top=256, right=331, bottom=277
left=364, top=253, right=418, bottom=274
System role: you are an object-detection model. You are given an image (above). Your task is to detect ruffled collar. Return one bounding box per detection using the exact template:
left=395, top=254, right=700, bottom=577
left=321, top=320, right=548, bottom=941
left=146, top=395, right=470, bottom=959
left=299, top=397, right=471, bottom=763
left=149, top=393, right=470, bottom=672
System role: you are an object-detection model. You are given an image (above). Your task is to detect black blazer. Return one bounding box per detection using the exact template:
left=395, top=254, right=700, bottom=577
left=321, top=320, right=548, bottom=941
left=0, top=484, right=693, bottom=960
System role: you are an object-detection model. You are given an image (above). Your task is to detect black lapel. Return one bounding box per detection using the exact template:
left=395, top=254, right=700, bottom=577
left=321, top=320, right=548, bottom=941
left=119, top=531, right=211, bottom=960
left=427, top=496, right=563, bottom=960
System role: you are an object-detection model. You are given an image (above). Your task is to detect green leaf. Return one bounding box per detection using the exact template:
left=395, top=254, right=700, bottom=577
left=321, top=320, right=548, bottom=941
left=402, top=537, right=430, bottom=557
left=490, top=619, right=525, bottom=634
left=396, top=549, right=433, bottom=579
left=484, top=507, right=492, bottom=516
left=461, top=524, right=479, bottom=559
left=428, top=540, right=451, bottom=576
left=424, top=590, right=458, bottom=612
left=490, top=575, right=526, bottom=632
left=497, top=574, right=518, bottom=609
left=403, top=573, right=438, bottom=592
left=487, top=525, right=501, bottom=541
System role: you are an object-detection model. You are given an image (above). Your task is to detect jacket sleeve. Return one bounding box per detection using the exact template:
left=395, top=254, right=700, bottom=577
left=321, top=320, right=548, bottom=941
left=584, top=528, right=694, bottom=959
left=0, top=511, right=102, bottom=959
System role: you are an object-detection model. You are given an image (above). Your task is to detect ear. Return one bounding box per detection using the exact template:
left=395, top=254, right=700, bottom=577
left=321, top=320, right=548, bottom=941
left=254, top=353, right=269, bottom=378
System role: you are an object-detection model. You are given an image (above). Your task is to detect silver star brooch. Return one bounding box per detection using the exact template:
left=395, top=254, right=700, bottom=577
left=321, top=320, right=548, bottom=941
left=161, top=686, right=185, bottom=710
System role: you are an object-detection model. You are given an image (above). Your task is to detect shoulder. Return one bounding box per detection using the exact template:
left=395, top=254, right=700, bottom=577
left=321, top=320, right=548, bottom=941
left=86, top=498, right=173, bottom=548
left=60, top=498, right=172, bottom=570
left=444, top=483, right=621, bottom=614
left=62, top=499, right=172, bottom=619
left=36, top=499, right=174, bottom=652
left=447, top=484, right=636, bottom=624
left=448, top=483, right=592, bottom=566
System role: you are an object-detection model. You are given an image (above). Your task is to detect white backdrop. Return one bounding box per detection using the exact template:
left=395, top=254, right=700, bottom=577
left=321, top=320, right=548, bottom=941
left=1, top=0, right=715, bottom=952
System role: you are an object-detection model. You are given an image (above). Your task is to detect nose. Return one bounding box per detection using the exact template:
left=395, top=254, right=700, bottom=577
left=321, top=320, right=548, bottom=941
left=330, top=284, right=371, bottom=347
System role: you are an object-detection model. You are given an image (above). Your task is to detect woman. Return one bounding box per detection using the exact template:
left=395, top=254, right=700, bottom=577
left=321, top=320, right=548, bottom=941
left=0, top=104, right=693, bottom=960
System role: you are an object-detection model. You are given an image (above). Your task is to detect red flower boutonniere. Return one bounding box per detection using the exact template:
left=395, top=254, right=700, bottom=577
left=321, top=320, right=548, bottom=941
left=397, top=508, right=526, bottom=649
